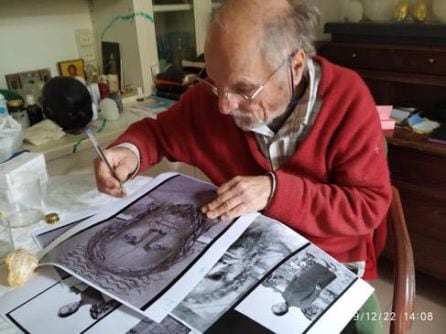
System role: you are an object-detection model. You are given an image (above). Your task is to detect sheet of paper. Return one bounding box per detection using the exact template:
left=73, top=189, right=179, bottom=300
left=390, top=108, right=411, bottom=122
left=376, top=105, right=392, bottom=120
left=0, top=267, right=192, bottom=334
left=34, top=173, right=249, bottom=321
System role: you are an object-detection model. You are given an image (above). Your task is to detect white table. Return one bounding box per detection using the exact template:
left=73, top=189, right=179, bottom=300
left=0, top=167, right=152, bottom=333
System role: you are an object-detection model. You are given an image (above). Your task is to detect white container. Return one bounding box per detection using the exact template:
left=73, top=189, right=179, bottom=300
left=0, top=93, right=8, bottom=120
left=347, top=1, right=364, bottom=23
left=362, top=0, right=394, bottom=22
left=100, top=98, right=120, bottom=121
left=433, top=0, right=446, bottom=22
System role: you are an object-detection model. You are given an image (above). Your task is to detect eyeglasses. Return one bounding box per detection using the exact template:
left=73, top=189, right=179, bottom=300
left=197, top=57, right=290, bottom=104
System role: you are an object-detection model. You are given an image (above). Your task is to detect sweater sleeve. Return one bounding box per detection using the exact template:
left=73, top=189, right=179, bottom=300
left=111, top=85, right=207, bottom=172
left=264, top=70, right=392, bottom=239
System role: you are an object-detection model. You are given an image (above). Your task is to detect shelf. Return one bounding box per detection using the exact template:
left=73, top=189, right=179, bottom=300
left=324, top=22, right=446, bottom=46
left=358, top=69, right=446, bottom=88
left=153, top=4, right=193, bottom=12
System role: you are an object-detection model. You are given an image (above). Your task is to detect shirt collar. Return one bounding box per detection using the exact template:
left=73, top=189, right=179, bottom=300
left=250, top=59, right=316, bottom=138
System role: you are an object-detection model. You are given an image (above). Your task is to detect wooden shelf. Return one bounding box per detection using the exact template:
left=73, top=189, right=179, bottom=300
left=153, top=4, right=193, bottom=12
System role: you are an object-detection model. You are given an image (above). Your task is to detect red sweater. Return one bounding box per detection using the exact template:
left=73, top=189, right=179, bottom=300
left=114, top=56, right=392, bottom=279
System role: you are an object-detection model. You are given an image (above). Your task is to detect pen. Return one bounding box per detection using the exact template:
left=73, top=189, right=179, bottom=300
left=85, top=127, right=126, bottom=194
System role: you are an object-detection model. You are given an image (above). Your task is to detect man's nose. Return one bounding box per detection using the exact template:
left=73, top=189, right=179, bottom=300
left=218, top=93, right=239, bottom=115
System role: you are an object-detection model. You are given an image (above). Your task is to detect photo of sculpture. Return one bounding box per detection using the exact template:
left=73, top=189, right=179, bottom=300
left=39, top=175, right=226, bottom=315
left=2, top=270, right=195, bottom=334
left=172, top=215, right=308, bottom=332
left=234, top=245, right=358, bottom=333
left=57, top=281, right=120, bottom=320
left=5, top=276, right=120, bottom=334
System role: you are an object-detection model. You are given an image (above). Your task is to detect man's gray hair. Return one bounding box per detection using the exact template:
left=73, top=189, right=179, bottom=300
left=263, top=1, right=320, bottom=66
left=210, top=0, right=320, bottom=68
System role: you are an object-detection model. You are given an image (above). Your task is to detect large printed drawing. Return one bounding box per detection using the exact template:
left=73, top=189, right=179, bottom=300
left=38, top=175, right=227, bottom=314
left=87, top=203, right=210, bottom=277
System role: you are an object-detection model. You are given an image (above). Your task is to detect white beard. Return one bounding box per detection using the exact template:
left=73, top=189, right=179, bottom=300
left=231, top=109, right=267, bottom=131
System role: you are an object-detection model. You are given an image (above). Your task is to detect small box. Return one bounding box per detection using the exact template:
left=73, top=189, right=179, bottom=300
left=0, top=152, right=48, bottom=191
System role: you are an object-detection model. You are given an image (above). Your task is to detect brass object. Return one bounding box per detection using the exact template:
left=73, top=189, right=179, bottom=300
left=394, top=1, right=410, bottom=21
left=6, top=99, right=23, bottom=108
left=412, top=0, right=428, bottom=22
left=4, top=249, right=38, bottom=286
left=45, top=212, right=60, bottom=224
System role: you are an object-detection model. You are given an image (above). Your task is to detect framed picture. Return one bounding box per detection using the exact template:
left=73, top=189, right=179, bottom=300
left=58, top=58, right=85, bottom=78
left=5, top=69, right=51, bottom=91
left=101, top=42, right=121, bottom=90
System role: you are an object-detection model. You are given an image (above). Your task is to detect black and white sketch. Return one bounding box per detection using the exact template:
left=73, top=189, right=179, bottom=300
left=37, top=175, right=229, bottom=317
left=171, top=215, right=308, bottom=332
left=234, top=245, right=358, bottom=333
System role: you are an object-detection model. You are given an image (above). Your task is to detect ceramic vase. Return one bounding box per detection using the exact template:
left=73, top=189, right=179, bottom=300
left=362, top=0, right=394, bottom=22
left=433, top=0, right=446, bottom=22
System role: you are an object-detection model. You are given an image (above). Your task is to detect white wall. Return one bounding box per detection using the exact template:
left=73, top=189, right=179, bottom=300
left=0, top=0, right=93, bottom=89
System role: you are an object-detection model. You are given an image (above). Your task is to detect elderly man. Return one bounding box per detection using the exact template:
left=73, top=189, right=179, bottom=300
left=96, top=1, right=390, bottom=330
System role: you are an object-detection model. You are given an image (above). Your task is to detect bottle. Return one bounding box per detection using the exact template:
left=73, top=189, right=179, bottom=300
left=7, top=99, right=30, bottom=129
left=0, top=93, right=8, bottom=121
left=98, top=75, right=110, bottom=99
left=25, top=94, right=44, bottom=126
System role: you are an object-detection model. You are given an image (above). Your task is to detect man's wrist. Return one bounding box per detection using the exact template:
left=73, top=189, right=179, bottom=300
left=266, top=171, right=276, bottom=206
left=111, top=143, right=140, bottom=178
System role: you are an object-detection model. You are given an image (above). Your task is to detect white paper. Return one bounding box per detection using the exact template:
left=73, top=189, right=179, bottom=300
left=34, top=173, right=245, bottom=321
left=147, top=212, right=258, bottom=322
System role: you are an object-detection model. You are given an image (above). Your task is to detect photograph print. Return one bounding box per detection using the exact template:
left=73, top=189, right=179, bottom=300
left=171, top=215, right=309, bottom=333
left=38, top=175, right=229, bottom=318
left=1, top=269, right=193, bottom=334
left=4, top=276, right=119, bottom=334
left=231, top=244, right=358, bottom=334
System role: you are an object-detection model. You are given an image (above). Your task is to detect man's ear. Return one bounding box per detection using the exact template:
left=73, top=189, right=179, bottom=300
left=290, top=49, right=306, bottom=83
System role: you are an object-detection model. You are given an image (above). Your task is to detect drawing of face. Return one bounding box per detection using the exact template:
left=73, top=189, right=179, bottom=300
left=87, top=203, right=211, bottom=277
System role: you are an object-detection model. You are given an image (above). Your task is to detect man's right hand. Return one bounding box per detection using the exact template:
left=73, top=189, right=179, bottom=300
left=94, top=147, right=138, bottom=197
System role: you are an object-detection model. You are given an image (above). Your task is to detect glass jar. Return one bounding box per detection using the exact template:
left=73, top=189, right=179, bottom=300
left=7, top=99, right=30, bottom=129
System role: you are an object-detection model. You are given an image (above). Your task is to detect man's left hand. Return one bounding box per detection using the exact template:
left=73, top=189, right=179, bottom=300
left=201, top=175, right=273, bottom=220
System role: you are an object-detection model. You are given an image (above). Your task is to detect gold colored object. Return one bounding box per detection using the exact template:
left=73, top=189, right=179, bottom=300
left=394, top=1, right=410, bottom=21
left=6, top=99, right=23, bottom=108
left=412, top=0, right=428, bottom=22
left=45, top=212, right=60, bottom=224
left=3, top=249, right=38, bottom=287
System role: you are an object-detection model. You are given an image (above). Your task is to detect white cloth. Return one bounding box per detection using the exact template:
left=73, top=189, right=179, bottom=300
left=22, top=119, right=65, bottom=146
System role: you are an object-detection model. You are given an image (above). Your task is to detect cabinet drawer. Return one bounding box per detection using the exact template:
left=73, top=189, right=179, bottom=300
left=388, top=147, right=446, bottom=195
left=410, top=232, right=446, bottom=280
left=392, top=48, right=446, bottom=76
left=398, top=187, right=446, bottom=243
left=318, top=44, right=392, bottom=72
left=318, top=43, right=446, bottom=76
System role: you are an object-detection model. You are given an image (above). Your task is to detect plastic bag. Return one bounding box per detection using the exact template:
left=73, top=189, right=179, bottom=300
left=0, top=116, right=23, bottom=163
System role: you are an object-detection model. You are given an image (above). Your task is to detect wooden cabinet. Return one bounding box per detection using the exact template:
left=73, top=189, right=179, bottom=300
left=385, top=129, right=446, bottom=280
left=317, top=23, right=446, bottom=280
